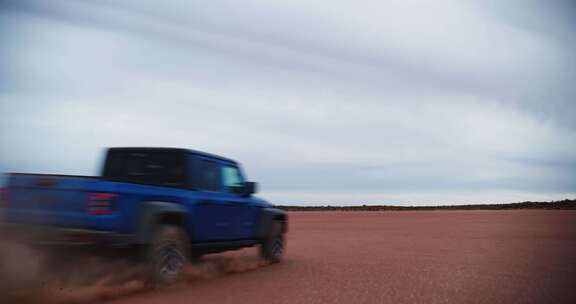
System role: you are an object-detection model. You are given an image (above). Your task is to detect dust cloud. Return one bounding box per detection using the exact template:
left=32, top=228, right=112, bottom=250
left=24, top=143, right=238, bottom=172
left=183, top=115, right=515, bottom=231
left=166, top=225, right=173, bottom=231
left=0, top=243, right=268, bottom=304
left=183, top=252, right=269, bottom=282
left=0, top=241, right=147, bottom=303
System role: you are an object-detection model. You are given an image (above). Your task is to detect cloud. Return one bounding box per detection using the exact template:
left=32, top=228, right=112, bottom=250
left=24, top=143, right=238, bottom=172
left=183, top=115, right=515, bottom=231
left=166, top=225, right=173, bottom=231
left=1, top=0, right=575, bottom=204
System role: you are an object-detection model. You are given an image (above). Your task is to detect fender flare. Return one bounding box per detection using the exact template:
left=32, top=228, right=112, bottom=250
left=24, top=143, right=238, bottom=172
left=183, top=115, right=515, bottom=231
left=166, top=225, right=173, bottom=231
left=255, top=208, right=288, bottom=240
left=134, top=201, right=187, bottom=244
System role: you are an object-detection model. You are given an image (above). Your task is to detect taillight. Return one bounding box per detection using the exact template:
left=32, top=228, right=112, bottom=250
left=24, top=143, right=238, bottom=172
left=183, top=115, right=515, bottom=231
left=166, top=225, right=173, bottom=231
left=0, top=187, right=8, bottom=208
left=87, top=193, right=116, bottom=215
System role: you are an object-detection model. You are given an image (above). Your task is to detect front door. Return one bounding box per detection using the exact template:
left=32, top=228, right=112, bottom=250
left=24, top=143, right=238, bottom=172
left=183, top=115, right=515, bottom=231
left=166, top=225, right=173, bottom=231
left=191, top=158, right=235, bottom=241
left=219, top=164, right=259, bottom=240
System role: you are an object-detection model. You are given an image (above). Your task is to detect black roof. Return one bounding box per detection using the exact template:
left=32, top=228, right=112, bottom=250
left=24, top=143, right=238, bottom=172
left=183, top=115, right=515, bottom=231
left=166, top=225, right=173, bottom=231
left=107, top=147, right=237, bottom=163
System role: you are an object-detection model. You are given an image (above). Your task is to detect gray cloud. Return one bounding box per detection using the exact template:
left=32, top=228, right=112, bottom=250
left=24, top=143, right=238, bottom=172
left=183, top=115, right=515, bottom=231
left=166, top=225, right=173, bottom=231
left=1, top=0, right=575, bottom=205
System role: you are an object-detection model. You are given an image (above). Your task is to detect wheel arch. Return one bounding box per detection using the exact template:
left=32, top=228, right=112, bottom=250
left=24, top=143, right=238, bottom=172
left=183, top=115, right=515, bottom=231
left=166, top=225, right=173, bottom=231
left=134, top=201, right=189, bottom=244
left=255, top=208, right=288, bottom=239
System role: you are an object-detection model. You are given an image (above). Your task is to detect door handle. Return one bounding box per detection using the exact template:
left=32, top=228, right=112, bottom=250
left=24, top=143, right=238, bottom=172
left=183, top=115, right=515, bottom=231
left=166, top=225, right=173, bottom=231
left=197, top=200, right=212, bottom=206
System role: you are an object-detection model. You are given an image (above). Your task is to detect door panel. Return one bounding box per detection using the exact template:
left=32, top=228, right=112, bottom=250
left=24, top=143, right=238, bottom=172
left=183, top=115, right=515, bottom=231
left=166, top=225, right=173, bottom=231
left=189, top=157, right=259, bottom=241
left=220, top=194, right=259, bottom=239
left=189, top=157, right=235, bottom=241
left=220, top=164, right=259, bottom=239
left=191, top=193, right=236, bottom=241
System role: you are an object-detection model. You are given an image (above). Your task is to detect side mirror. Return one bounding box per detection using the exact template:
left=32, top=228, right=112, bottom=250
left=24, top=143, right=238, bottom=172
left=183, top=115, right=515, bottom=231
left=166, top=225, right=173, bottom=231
left=243, top=181, right=258, bottom=196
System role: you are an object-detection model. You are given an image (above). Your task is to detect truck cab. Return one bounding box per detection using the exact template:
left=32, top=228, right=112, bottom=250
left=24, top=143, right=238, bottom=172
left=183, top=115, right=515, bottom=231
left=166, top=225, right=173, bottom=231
left=102, top=148, right=269, bottom=242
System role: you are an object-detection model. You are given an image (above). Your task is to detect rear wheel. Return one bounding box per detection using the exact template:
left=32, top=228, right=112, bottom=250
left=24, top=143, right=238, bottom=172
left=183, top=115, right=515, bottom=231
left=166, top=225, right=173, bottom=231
left=260, top=221, right=285, bottom=263
left=148, top=225, right=189, bottom=287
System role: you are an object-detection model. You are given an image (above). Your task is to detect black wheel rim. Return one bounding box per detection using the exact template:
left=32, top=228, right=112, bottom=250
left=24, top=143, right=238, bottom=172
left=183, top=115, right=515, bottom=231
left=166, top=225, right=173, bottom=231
left=157, top=244, right=185, bottom=280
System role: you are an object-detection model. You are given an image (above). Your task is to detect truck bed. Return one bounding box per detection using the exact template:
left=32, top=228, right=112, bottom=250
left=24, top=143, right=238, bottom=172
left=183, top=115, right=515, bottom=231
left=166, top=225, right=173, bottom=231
left=3, top=173, right=115, bottom=229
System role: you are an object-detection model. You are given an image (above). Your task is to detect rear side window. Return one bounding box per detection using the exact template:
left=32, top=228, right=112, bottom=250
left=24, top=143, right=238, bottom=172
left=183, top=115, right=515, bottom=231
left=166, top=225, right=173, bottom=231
left=196, top=160, right=221, bottom=192
left=103, top=151, right=186, bottom=187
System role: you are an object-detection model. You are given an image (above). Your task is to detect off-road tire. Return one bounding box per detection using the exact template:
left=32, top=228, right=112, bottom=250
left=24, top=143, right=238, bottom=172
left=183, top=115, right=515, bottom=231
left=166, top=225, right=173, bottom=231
left=148, top=225, right=189, bottom=287
left=260, top=221, right=285, bottom=263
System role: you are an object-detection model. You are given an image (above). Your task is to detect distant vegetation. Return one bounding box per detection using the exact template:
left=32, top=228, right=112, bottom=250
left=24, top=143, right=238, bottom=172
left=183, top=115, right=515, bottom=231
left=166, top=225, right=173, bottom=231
left=276, top=199, right=576, bottom=211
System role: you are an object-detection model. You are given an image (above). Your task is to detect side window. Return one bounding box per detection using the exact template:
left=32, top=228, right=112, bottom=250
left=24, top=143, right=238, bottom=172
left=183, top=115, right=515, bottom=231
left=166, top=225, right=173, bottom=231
left=104, top=151, right=185, bottom=187
left=222, top=165, right=245, bottom=194
left=197, top=160, right=221, bottom=192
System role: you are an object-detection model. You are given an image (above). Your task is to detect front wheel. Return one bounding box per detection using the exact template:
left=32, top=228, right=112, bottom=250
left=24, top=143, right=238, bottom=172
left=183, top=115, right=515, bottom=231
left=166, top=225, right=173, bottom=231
left=260, top=221, right=285, bottom=263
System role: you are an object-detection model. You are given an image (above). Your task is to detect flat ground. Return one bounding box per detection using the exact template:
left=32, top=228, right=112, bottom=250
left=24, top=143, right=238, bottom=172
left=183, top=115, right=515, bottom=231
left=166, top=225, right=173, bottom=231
left=111, top=210, right=576, bottom=304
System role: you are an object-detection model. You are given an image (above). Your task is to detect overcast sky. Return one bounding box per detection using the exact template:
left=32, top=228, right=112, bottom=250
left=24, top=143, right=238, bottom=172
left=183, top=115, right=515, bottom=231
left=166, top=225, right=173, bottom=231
left=1, top=0, right=575, bottom=205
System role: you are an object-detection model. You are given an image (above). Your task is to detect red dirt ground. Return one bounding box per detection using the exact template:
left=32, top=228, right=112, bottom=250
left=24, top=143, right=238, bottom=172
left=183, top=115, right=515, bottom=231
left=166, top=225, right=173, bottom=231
left=108, top=210, right=576, bottom=304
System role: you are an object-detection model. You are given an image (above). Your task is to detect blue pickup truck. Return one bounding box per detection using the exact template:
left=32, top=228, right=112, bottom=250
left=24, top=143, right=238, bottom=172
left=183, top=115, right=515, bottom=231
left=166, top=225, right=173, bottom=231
left=0, top=147, right=287, bottom=285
